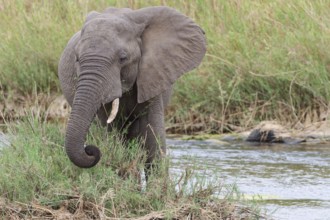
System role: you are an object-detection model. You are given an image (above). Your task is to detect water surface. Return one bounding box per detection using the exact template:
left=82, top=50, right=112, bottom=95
left=168, top=138, right=330, bottom=220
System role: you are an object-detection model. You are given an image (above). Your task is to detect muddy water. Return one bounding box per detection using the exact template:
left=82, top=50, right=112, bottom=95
left=168, top=139, right=330, bottom=220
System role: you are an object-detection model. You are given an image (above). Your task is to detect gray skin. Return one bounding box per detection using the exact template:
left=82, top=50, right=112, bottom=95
left=58, top=6, right=206, bottom=169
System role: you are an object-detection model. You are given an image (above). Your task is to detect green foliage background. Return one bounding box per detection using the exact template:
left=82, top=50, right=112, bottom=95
left=1, top=0, right=330, bottom=132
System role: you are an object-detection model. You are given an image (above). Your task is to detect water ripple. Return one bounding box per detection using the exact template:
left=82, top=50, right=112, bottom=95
left=168, top=138, right=330, bottom=220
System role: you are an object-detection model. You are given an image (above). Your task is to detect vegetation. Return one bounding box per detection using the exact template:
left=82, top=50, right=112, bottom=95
left=4, top=1, right=327, bottom=218
left=0, top=116, right=264, bottom=219
left=1, top=0, right=330, bottom=133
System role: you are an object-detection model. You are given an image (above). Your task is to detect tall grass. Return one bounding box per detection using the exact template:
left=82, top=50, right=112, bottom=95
left=169, top=0, right=330, bottom=132
left=0, top=116, right=262, bottom=219
left=1, top=0, right=330, bottom=131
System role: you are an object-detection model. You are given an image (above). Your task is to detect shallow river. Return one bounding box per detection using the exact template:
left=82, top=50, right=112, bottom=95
left=167, top=138, right=330, bottom=220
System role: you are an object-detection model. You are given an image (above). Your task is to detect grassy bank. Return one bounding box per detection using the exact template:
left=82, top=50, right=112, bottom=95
left=1, top=0, right=330, bottom=132
left=0, top=117, right=264, bottom=219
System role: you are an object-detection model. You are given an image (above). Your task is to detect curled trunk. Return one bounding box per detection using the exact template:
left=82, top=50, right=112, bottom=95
left=64, top=53, right=122, bottom=168
left=64, top=58, right=109, bottom=168
left=65, top=81, right=102, bottom=168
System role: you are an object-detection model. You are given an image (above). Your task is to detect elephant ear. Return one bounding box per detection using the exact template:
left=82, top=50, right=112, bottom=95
left=129, top=7, right=206, bottom=103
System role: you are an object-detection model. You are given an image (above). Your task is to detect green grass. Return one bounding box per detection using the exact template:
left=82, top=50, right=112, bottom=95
left=0, top=116, right=262, bottom=219
left=168, top=0, right=330, bottom=132
left=1, top=0, right=330, bottom=132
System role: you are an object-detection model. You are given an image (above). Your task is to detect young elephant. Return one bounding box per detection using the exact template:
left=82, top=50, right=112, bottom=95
left=58, top=6, right=206, bottom=169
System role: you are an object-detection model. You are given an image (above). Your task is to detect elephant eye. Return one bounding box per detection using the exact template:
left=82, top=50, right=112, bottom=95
left=119, top=57, right=127, bottom=64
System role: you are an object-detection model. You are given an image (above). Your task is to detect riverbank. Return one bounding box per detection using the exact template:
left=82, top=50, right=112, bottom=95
left=0, top=117, right=268, bottom=220
left=2, top=113, right=330, bottom=219
left=2, top=93, right=330, bottom=143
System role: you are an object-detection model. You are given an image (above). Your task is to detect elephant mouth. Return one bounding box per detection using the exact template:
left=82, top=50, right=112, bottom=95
left=107, top=98, right=120, bottom=124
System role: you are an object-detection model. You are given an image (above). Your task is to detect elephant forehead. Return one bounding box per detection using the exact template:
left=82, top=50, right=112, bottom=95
left=82, top=17, right=132, bottom=35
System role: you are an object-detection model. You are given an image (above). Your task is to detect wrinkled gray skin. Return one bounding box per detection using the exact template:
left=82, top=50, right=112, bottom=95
left=58, top=6, right=206, bottom=169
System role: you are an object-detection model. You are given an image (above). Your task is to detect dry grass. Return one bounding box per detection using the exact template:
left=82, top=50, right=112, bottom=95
left=1, top=194, right=266, bottom=220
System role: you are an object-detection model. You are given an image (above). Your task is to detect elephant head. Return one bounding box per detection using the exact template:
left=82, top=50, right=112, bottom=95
left=58, top=6, right=206, bottom=168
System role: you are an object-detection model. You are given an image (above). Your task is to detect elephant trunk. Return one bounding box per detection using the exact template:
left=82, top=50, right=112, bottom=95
left=65, top=57, right=112, bottom=168
left=65, top=81, right=102, bottom=168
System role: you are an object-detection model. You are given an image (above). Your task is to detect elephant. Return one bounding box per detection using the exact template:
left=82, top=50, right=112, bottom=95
left=58, top=6, right=206, bottom=170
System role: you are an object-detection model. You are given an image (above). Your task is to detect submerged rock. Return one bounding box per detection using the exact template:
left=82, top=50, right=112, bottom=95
left=246, top=121, right=306, bottom=144
left=246, top=129, right=277, bottom=142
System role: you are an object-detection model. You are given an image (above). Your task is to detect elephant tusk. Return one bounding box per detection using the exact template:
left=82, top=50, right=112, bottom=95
left=107, top=98, right=119, bottom=124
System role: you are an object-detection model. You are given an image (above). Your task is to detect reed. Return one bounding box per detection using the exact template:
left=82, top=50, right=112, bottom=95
left=1, top=0, right=329, bottom=132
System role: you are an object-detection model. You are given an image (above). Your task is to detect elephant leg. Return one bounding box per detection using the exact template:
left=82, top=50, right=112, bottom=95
left=126, top=95, right=167, bottom=180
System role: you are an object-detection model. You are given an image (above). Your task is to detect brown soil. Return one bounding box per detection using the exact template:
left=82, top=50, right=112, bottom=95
left=0, top=93, right=69, bottom=125
left=2, top=93, right=330, bottom=143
